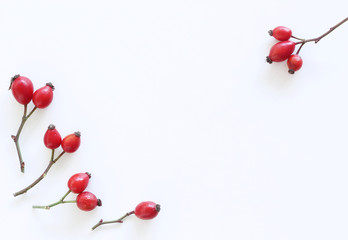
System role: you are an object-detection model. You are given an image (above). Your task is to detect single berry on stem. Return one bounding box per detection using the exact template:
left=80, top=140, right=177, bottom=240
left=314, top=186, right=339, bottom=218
left=32, top=83, right=54, bottom=108
left=68, top=172, right=91, bottom=194
left=62, top=132, right=81, bottom=153
left=9, top=75, right=34, bottom=105
left=269, top=26, right=292, bottom=41
left=134, top=201, right=161, bottom=220
left=266, top=41, right=295, bottom=63
left=91, top=201, right=161, bottom=231
left=44, top=124, right=62, bottom=149
left=76, top=192, right=102, bottom=211
left=9, top=74, right=38, bottom=173
left=13, top=130, right=81, bottom=197
left=287, top=54, right=303, bottom=74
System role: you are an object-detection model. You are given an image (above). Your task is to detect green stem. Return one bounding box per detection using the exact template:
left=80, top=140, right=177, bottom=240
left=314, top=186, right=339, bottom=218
left=91, top=211, right=135, bottom=231
left=11, top=105, right=38, bottom=173
left=13, top=150, right=65, bottom=197
left=32, top=190, right=75, bottom=210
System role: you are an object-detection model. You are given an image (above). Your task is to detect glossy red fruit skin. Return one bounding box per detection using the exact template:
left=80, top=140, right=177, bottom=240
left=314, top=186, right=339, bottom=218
left=10, top=75, right=34, bottom=105
left=267, top=41, right=296, bottom=63
left=134, top=201, right=161, bottom=220
left=270, top=26, right=292, bottom=41
left=61, top=132, right=81, bottom=153
left=44, top=124, right=62, bottom=149
left=287, top=54, right=303, bottom=73
left=68, top=172, right=91, bottom=194
left=76, top=191, right=101, bottom=211
left=32, top=83, right=54, bottom=108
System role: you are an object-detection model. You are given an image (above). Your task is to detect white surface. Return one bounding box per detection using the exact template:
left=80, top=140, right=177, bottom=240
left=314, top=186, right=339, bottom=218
left=1, top=0, right=348, bottom=239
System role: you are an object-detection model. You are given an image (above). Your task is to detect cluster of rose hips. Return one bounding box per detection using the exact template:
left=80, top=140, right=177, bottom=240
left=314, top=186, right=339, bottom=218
left=266, top=26, right=303, bottom=74
left=266, top=17, right=348, bottom=74
left=9, top=74, right=160, bottom=231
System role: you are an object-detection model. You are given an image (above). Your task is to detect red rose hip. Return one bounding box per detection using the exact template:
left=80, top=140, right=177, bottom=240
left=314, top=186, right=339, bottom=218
left=269, top=26, right=292, bottom=41
left=61, top=132, right=81, bottom=153
left=266, top=41, right=296, bottom=63
left=76, top=191, right=102, bottom=211
left=287, top=54, right=303, bottom=74
left=134, top=201, right=161, bottom=220
left=68, top=172, right=91, bottom=194
left=10, top=75, right=34, bottom=105
left=44, top=124, right=62, bottom=149
left=32, top=82, right=54, bottom=108
left=91, top=200, right=161, bottom=230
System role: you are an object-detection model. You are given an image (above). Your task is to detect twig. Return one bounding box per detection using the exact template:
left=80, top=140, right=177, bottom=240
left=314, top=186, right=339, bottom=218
left=91, top=211, right=135, bottom=231
left=13, top=150, right=65, bottom=197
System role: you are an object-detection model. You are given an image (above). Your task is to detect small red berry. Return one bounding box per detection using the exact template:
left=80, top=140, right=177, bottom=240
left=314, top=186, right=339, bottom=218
left=32, top=83, right=54, bottom=108
left=76, top=191, right=102, bottom=211
left=266, top=41, right=296, bottom=63
left=9, top=75, right=34, bottom=105
left=269, top=26, right=292, bottom=41
left=43, top=124, right=62, bottom=149
left=68, top=172, right=91, bottom=194
left=287, top=54, right=303, bottom=74
left=61, top=132, right=81, bottom=153
left=134, top=201, right=161, bottom=220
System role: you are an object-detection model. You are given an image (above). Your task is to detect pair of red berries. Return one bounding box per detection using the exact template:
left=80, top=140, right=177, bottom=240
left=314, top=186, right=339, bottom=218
left=33, top=172, right=102, bottom=211
left=44, top=124, right=81, bottom=153
left=10, top=74, right=54, bottom=108
left=266, top=26, right=303, bottom=74
left=10, top=75, right=55, bottom=172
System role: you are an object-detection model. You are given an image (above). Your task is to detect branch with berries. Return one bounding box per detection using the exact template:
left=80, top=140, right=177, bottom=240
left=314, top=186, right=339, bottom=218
left=266, top=17, right=348, bottom=74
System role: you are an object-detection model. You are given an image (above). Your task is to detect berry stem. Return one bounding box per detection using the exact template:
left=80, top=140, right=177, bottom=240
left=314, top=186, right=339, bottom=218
left=91, top=211, right=135, bottom=231
left=291, top=35, right=305, bottom=41
left=295, top=17, right=348, bottom=54
left=11, top=105, right=37, bottom=173
left=13, top=149, right=66, bottom=197
left=32, top=190, right=74, bottom=210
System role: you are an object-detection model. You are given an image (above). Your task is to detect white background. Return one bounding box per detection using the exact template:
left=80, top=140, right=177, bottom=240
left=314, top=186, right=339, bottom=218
left=1, top=0, right=348, bottom=239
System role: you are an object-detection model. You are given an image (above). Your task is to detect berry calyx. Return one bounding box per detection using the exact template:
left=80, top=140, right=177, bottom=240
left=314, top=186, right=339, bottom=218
left=61, top=132, right=81, bottom=153
left=44, top=124, right=62, bottom=149
left=76, top=191, right=102, bottom=211
left=68, top=172, right=91, bottom=194
left=287, top=54, right=303, bottom=74
left=134, top=201, right=161, bottom=220
left=32, top=82, right=54, bottom=108
left=266, top=41, right=295, bottom=63
left=9, top=75, right=34, bottom=105
left=269, top=26, right=292, bottom=41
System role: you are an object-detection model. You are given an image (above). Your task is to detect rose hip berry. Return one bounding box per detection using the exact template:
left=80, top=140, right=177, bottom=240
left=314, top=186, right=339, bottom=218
left=76, top=191, right=102, bottom=211
left=92, top=201, right=161, bottom=230
left=32, top=83, right=54, bottom=108
left=266, top=41, right=295, bottom=63
left=9, top=75, right=34, bottom=105
left=269, top=26, right=292, bottom=41
left=44, top=124, right=62, bottom=149
left=134, top=201, right=161, bottom=220
left=287, top=54, right=303, bottom=74
left=62, top=132, right=81, bottom=153
left=68, top=172, right=91, bottom=194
